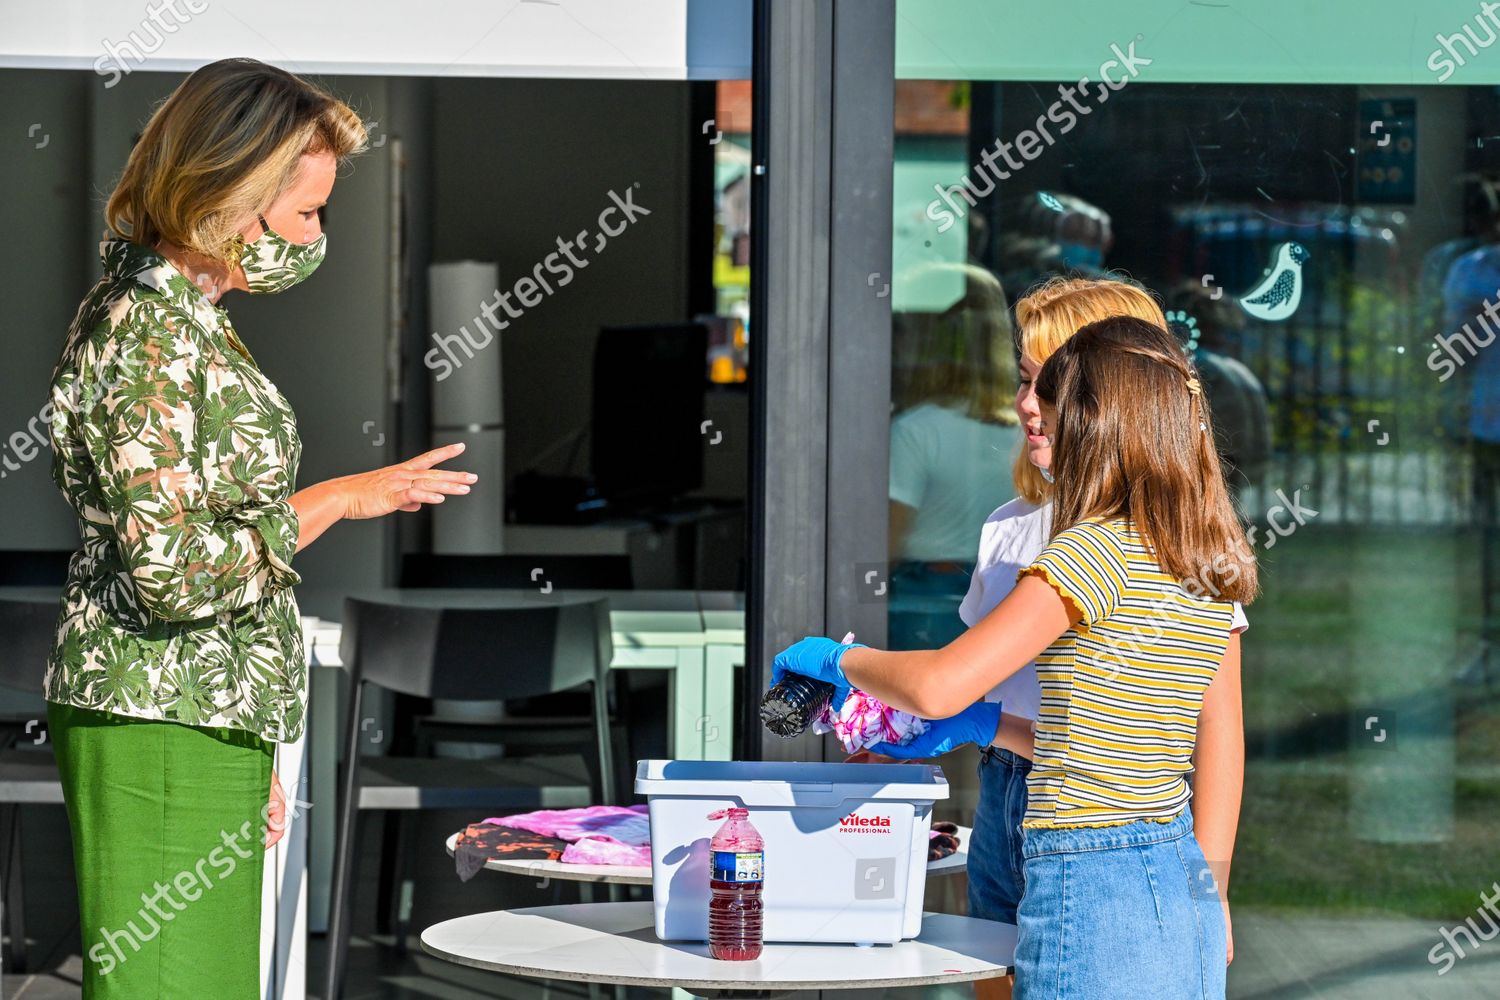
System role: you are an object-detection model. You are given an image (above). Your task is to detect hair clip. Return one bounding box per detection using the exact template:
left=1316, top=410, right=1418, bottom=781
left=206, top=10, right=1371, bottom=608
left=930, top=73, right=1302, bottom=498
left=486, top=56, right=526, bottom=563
left=1185, top=376, right=1202, bottom=397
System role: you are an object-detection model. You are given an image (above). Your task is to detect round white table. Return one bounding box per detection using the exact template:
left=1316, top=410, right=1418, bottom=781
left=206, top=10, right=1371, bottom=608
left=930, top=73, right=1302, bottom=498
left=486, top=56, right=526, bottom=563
left=421, top=900, right=1015, bottom=997
left=445, top=825, right=971, bottom=885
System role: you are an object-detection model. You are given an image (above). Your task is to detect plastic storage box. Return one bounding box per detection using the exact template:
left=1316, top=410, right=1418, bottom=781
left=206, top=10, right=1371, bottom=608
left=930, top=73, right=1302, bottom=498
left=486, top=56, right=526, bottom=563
left=634, top=759, right=949, bottom=945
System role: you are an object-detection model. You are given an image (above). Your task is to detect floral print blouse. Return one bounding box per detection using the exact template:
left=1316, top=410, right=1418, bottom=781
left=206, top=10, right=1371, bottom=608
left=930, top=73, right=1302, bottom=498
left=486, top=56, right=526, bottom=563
left=45, top=238, right=307, bottom=743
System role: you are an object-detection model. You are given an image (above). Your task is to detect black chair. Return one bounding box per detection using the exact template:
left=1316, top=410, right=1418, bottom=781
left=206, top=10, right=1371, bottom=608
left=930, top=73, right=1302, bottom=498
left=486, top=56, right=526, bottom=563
left=0, top=598, right=65, bottom=974
left=324, top=596, right=617, bottom=1000
left=396, top=551, right=635, bottom=798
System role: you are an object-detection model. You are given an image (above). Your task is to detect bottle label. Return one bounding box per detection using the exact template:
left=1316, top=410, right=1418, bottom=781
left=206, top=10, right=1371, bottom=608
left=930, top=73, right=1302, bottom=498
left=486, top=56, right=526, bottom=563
left=712, top=850, right=763, bottom=883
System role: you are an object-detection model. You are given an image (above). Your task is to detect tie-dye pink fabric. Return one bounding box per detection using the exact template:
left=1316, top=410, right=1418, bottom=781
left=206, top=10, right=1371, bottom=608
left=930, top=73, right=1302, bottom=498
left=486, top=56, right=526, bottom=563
left=485, top=804, right=652, bottom=867
left=811, top=689, right=929, bottom=753
left=559, top=837, right=652, bottom=866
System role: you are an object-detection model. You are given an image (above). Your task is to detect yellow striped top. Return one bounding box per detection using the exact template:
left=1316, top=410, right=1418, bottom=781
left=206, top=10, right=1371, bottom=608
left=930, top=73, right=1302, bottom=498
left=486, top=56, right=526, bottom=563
left=1017, top=518, right=1234, bottom=828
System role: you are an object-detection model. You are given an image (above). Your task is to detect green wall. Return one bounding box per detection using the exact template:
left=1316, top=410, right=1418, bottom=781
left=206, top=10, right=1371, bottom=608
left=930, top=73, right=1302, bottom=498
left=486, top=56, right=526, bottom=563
left=897, top=0, right=1500, bottom=84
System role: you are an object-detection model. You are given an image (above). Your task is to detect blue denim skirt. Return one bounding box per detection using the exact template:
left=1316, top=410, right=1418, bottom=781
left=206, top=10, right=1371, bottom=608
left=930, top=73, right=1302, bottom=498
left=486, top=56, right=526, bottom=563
left=967, top=746, right=1032, bottom=924
left=1013, top=805, right=1226, bottom=1000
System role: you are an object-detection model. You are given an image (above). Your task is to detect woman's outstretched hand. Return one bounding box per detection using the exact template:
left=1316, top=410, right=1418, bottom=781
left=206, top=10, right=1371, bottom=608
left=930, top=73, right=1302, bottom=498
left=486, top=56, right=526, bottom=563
left=290, top=443, right=478, bottom=552
left=339, top=442, right=476, bottom=519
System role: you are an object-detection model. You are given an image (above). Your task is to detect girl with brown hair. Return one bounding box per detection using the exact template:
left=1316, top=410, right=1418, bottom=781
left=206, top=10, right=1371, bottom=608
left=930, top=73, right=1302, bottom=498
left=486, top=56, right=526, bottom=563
left=928, top=278, right=1245, bottom=988
left=774, top=314, right=1255, bottom=998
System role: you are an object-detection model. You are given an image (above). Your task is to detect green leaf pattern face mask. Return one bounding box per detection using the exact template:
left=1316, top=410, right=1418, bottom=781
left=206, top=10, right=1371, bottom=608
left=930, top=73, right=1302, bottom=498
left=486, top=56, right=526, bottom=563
left=239, top=214, right=327, bottom=294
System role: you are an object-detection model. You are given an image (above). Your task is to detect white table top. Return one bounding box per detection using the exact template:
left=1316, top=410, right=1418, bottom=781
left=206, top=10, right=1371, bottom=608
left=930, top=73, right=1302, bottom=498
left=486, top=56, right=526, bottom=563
left=444, top=825, right=971, bottom=885
left=420, top=900, right=1015, bottom=991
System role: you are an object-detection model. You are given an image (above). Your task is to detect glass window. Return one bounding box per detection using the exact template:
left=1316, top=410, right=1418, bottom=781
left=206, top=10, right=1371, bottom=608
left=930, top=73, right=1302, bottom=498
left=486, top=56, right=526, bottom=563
left=890, top=72, right=1500, bottom=995
left=711, top=80, right=751, bottom=384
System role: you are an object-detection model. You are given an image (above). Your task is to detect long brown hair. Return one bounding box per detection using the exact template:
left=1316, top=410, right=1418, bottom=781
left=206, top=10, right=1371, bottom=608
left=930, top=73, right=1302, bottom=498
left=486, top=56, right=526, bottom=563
left=1034, top=316, right=1258, bottom=603
left=1011, top=277, right=1166, bottom=503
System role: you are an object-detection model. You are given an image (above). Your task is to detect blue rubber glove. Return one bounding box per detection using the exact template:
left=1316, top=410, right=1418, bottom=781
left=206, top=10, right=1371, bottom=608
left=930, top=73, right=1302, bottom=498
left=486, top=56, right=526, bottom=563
left=770, top=636, right=866, bottom=712
left=866, top=702, right=1003, bottom=759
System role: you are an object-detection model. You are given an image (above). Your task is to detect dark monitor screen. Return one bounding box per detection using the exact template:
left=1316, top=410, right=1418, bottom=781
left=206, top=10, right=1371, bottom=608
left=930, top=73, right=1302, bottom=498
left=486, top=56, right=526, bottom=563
left=591, top=322, right=708, bottom=507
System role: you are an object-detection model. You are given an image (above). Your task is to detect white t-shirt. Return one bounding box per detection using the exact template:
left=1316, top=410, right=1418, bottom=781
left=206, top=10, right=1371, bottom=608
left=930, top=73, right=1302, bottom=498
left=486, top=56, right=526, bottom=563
left=889, top=404, right=1021, bottom=562
left=958, top=498, right=1249, bottom=720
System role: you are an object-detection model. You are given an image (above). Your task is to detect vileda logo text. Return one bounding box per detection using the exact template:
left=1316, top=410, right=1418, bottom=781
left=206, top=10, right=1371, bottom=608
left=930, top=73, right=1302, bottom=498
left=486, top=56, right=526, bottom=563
left=838, top=813, right=892, bottom=833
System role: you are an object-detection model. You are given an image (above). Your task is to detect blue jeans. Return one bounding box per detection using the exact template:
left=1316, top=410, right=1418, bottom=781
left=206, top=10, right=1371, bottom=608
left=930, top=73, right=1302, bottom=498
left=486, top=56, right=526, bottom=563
left=967, top=746, right=1032, bottom=924
left=1013, top=805, right=1226, bottom=1000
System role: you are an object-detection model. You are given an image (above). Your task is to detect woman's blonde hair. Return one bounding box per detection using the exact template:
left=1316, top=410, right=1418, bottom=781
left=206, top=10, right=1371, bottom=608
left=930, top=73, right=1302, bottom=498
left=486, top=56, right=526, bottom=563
left=106, top=58, right=369, bottom=259
left=892, top=263, right=1017, bottom=425
left=1035, top=316, right=1257, bottom=604
left=1011, top=277, right=1166, bottom=503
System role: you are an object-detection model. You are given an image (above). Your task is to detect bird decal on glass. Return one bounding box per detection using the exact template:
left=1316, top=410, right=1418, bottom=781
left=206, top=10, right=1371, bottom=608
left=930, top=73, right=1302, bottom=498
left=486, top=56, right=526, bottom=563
left=1237, top=242, right=1310, bottom=322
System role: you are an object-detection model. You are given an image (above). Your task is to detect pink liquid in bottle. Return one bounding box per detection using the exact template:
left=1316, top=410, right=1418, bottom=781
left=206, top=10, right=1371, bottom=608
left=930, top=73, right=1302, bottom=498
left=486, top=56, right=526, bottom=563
left=707, top=807, right=764, bottom=961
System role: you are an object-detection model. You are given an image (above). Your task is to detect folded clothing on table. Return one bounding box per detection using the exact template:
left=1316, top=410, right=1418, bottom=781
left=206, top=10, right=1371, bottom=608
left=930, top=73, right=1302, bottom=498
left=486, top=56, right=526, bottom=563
left=928, top=820, right=962, bottom=861
left=456, top=808, right=960, bottom=877
left=485, top=804, right=652, bottom=868
left=451, top=822, right=570, bottom=882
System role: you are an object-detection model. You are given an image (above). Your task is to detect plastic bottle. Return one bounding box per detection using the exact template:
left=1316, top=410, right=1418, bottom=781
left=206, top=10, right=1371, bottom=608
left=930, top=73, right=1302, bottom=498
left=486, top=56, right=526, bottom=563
left=707, top=806, right=764, bottom=960
left=759, top=675, right=835, bottom=738
left=760, top=632, right=855, bottom=738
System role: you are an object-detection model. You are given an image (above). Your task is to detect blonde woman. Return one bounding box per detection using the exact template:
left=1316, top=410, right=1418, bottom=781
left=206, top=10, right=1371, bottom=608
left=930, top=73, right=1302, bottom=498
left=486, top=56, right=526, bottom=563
left=45, top=59, right=475, bottom=997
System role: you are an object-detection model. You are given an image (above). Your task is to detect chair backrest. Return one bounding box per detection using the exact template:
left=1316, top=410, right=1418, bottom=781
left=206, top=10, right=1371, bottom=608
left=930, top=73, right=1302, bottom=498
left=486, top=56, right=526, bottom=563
left=0, top=598, right=60, bottom=694
left=399, top=553, right=633, bottom=590
left=340, top=597, right=613, bottom=702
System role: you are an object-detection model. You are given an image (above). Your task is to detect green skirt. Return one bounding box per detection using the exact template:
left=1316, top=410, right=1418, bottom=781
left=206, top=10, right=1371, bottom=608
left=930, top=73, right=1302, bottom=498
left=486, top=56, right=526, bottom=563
left=47, top=701, right=274, bottom=999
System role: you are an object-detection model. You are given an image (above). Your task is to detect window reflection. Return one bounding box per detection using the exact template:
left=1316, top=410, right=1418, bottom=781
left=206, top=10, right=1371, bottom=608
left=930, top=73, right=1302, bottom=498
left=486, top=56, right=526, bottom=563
left=1163, top=279, right=1272, bottom=498
left=891, top=77, right=1500, bottom=988
left=888, top=263, right=1019, bottom=650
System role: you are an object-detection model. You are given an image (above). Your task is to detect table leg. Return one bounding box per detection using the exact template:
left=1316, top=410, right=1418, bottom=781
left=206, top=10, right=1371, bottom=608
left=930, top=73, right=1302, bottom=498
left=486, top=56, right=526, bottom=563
left=308, top=664, right=342, bottom=933
left=672, top=646, right=707, bottom=760
left=261, top=736, right=309, bottom=1000
left=702, top=646, right=742, bottom=762
left=664, top=638, right=746, bottom=1000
